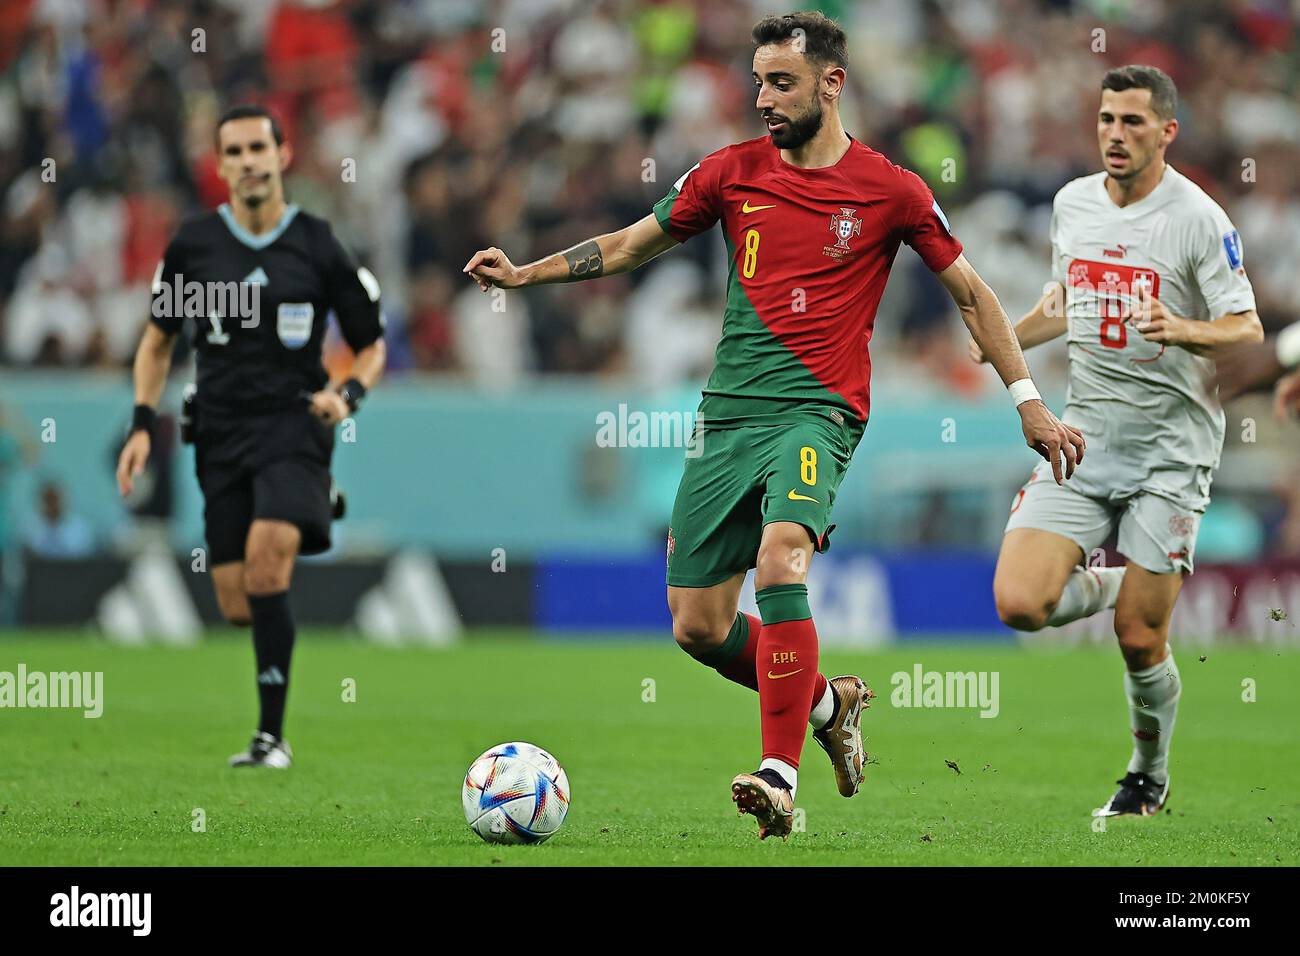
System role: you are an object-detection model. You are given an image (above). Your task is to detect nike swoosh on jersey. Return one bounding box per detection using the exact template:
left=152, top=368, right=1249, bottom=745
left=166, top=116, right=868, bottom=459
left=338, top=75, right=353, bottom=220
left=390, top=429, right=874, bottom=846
left=787, top=489, right=819, bottom=502
left=767, top=669, right=805, bottom=680
left=741, top=201, right=776, bottom=213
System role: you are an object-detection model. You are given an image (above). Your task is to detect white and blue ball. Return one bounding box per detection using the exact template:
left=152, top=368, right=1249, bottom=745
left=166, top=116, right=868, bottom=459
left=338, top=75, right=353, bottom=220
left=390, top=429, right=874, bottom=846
left=462, top=742, right=570, bottom=845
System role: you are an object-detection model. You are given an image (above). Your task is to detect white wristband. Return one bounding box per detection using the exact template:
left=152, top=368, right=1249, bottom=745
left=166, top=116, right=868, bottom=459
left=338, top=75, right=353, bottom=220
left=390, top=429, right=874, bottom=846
left=1278, top=322, right=1300, bottom=370
left=1008, top=378, right=1041, bottom=407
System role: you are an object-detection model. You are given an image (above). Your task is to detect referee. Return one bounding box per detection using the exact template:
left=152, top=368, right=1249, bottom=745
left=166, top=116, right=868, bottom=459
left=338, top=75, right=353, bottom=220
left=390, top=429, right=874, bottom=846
left=116, top=105, right=386, bottom=768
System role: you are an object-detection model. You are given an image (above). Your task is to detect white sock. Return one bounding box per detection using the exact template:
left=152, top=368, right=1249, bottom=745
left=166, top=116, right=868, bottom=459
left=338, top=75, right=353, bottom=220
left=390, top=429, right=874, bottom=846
left=759, top=757, right=798, bottom=799
left=808, top=681, right=834, bottom=729
left=1125, top=651, right=1181, bottom=783
left=1046, top=566, right=1125, bottom=626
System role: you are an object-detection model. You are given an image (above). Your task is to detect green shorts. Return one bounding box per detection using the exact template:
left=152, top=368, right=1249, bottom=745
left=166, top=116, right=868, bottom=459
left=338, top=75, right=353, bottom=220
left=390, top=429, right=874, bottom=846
left=665, top=407, right=863, bottom=588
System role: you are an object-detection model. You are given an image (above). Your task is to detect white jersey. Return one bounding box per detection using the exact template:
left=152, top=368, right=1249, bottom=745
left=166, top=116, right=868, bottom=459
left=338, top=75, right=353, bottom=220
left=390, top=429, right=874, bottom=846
left=1050, top=165, right=1256, bottom=471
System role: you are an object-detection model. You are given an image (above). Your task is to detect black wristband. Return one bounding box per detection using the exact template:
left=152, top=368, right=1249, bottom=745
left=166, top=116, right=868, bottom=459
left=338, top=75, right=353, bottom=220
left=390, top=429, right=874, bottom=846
left=131, top=404, right=158, bottom=436
left=338, top=377, right=367, bottom=413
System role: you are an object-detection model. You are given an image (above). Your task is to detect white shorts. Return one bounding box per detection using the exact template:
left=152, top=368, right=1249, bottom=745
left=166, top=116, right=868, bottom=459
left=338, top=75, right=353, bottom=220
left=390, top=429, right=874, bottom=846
left=1002, top=450, right=1212, bottom=575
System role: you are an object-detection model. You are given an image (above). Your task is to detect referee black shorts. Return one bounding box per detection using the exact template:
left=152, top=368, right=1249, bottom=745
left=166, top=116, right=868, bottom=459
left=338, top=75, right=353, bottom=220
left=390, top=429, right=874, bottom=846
left=194, top=407, right=335, bottom=565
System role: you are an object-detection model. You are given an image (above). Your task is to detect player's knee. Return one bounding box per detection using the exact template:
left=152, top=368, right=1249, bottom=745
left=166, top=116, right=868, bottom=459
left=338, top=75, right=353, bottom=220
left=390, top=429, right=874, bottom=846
left=671, top=612, right=729, bottom=656
left=244, top=527, right=298, bottom=591
left=1114, top=617, right=1165, bottom=667
left=242, top=548, right=292, bottom=594
left=995, top=588, right=1054, bottom=632
left=243, top=566, right=289, bottom=595
left=754, top=544, right=807, bottom=589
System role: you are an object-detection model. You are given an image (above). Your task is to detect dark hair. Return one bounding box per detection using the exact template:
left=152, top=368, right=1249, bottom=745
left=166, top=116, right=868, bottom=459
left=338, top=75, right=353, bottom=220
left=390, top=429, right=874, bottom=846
left=1101, top=65, right=1178, bottom=121
left=215, top=104, right=285, bottom=147
left=752, top=11, right=847, bottom=69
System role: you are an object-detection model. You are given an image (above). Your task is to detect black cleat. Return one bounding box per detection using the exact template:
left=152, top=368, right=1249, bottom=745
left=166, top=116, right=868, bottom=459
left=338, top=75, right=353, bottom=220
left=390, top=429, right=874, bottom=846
left=330, top=482, right=346, bottom=520
left=1092, top=771, right=1169, bottom=817
left=228, top=731, right=293, bottom=769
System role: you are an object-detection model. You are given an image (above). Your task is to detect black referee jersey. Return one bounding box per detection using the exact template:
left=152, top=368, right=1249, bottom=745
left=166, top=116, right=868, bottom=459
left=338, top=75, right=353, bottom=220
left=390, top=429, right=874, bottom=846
left=149, top=202, right=384, bottom=414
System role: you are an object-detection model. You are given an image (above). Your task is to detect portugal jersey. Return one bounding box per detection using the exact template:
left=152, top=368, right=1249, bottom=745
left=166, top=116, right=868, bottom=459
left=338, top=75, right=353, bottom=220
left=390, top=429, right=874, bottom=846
left=653, top=135, right=962, bottom=425
left=1052, top=165, right=1256, bottom=470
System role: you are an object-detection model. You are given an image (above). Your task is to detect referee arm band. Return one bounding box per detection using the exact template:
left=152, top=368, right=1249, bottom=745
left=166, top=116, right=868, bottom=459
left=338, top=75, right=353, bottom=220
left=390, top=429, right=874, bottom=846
left=131, top=404, right=157, bottom=436
left=1008, top=378, right=1041, bottom=407
left=1278, top=323, right=1300, bottom=370
left=337, top=377, right=367, bottom=413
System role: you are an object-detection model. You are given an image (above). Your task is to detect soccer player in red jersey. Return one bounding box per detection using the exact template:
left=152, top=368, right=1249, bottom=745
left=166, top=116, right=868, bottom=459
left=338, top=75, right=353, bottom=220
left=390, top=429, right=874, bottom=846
left=466, top=12, right=1084, bottom=840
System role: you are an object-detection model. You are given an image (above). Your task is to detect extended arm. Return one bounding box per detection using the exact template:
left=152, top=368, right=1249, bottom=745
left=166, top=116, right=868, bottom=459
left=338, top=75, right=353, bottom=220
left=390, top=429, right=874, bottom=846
left=132, top=322, right=177, bottom=409
left=969, top=282, right=1068, bottom=363
left=939, top=254, right=1033, bottom=387
left=937, top=255, right=1086, bottom=482
left=116, top=322, right=177, bottom=496
left=349, top=338, right=386, bottom=390
left=1134, top=287, right=1264, bottom=356
left=464, top=214, right=678, bottom=290
left=1181, top=309, right=1263, bottom=351
left=310, top=335, right=388, bottom=426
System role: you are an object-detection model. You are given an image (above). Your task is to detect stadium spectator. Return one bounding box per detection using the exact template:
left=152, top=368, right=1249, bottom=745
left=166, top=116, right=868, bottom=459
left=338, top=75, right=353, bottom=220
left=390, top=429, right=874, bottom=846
left=22, top=479, right=94, bottom=559
left=0, top=0, right=1297, bottom=553
left=3, top=0, right=1299, bottom=376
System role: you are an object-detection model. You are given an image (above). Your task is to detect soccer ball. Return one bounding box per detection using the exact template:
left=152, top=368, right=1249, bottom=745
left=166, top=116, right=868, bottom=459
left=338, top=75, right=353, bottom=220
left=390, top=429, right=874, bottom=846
left=461, top=742, right=570, bottom=845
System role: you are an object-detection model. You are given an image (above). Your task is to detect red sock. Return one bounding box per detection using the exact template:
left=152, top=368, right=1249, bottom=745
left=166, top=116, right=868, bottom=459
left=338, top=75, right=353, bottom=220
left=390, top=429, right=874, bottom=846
left=756, top=585, right=820, bottom=768
left=699, top=612, right=827, bottom=708
left=713, top=613, right=761, bottom=691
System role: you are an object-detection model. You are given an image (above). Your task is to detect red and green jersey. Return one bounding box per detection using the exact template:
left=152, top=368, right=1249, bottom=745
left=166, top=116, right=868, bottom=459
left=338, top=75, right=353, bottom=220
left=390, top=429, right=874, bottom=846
left=653, top=135, right=962, bottom=425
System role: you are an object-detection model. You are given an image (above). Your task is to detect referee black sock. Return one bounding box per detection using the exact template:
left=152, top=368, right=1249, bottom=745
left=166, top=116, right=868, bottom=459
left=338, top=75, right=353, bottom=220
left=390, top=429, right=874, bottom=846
left=248, top=591, right=295, bottom=740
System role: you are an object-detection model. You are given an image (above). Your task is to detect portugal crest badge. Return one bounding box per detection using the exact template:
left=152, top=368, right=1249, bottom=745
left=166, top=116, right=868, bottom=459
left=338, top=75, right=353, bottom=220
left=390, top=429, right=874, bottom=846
left=823, top=207, right=864, bottom=260
left=829, top=207, right=862, bottom=249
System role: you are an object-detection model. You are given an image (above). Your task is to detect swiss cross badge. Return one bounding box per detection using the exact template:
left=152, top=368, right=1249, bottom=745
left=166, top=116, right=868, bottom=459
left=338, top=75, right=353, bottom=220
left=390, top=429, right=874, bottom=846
left=829, top=207, right=862, bottom=249
left=1132, top=269, right=1156, bottom=294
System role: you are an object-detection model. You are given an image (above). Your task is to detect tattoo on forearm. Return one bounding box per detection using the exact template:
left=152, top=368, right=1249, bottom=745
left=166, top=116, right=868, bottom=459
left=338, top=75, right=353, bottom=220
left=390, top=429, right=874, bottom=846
left=563, top=239, right=604, bottom=280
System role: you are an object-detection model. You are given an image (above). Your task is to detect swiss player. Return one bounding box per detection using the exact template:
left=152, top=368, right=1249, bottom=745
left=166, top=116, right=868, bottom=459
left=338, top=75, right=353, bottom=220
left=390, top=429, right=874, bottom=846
left=972, top=66, right=1263, bottom=816
left=116, top=106, right=386, bottom=768
left=466, top=12, right=1083, bottom=839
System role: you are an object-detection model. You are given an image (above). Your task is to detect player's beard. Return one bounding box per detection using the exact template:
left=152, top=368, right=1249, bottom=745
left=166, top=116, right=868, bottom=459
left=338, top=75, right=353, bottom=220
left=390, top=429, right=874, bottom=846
left=1107, top=159, right=1139, bottom=182
left=1105, top=146, right=1148, bottom=182
left=768, top=94, right=824, bottom=149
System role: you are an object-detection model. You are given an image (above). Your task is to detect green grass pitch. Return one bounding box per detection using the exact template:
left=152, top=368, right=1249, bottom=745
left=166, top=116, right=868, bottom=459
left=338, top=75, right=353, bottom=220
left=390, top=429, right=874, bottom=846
left=2, top=632, right=1295, bottom=866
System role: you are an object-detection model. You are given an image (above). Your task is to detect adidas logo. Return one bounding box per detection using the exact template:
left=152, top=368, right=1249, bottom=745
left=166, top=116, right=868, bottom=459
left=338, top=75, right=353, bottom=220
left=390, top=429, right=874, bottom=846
left=243, top=266, right=269, bottom=286
left=257, top=666, right=285, bottom=686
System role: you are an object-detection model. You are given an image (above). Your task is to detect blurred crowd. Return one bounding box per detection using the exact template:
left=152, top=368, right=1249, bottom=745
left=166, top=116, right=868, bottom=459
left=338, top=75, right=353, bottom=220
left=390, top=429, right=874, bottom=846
left=2, top=0, right=1299, bottom=387
left=1, top=0, right=1299, bottom=562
